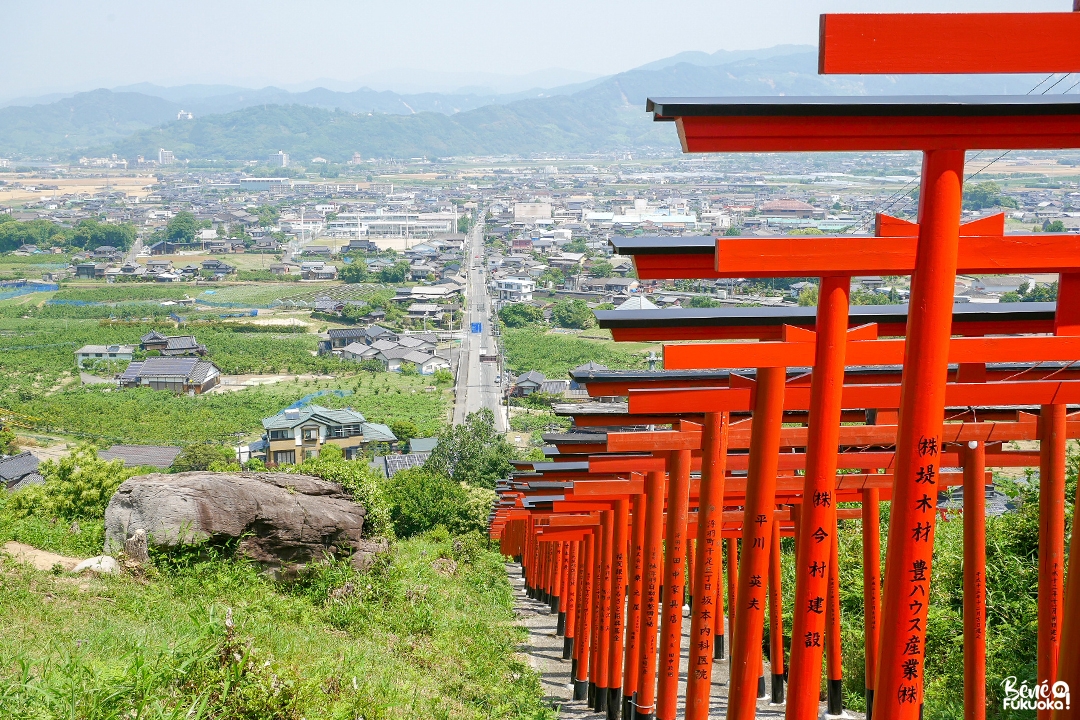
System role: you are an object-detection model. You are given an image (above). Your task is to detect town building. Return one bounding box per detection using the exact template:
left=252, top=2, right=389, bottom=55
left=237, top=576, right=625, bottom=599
left=496, top=276, right=536, bottom=302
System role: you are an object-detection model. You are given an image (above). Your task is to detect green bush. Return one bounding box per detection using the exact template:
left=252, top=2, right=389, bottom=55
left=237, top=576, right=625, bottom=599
left=172, top=444, right=236, bottom=472
left=8, top=445, right=136, bottom=520
left=285, top=446, right=391, bottom=536
left=386, top=468, right=491, bottom=538
left=498, top=303, right=543, bottom=328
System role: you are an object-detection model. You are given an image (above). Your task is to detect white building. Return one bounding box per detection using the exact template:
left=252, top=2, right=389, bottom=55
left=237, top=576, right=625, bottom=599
left=268, top=150, right=290, bottom=167
left=514, top=203, right=552, bottom=221
left=75, top=344, right=135, bottom=368
left=496, top=276, right=536, bottom=302
left=325, top=209, right=458, bottom=249
left=158, top=149, right=175, bottom=165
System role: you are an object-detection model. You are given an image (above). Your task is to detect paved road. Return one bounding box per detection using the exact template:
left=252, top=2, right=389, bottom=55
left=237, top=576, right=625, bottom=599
left=453, top=212, right=507, bottom=431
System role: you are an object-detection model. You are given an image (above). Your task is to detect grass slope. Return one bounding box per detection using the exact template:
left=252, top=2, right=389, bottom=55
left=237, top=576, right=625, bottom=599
left=0, top=526, right=552, bottom=720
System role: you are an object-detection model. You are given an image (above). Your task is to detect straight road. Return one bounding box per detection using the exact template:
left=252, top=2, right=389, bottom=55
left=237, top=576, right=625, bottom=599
left=452, top=211, right=507, bottom=431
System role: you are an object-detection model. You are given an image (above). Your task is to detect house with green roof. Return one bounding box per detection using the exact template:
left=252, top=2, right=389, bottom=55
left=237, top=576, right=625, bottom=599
left=260, top=404, right=396, bottom=465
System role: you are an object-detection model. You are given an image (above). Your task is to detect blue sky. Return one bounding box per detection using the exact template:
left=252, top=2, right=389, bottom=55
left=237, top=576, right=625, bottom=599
left=0, top=0, right=1066, bottom=97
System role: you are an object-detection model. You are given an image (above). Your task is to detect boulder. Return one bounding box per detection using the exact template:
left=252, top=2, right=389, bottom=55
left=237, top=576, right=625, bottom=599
left=105, top=471, right=368, bottom=573
left=72, top=555, right=118, bottom=575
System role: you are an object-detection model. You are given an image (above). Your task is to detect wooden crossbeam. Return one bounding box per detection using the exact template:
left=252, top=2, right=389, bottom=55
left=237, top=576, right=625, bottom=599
left=664, top=335, right=1080, bottom=370
left=629, top=380, right=1080, bottom=414
left=818, top=13, right=1080, bottom=74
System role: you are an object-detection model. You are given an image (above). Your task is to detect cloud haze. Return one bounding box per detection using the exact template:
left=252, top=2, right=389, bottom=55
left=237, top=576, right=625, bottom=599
left=0, top=0, right=1065, bottom=98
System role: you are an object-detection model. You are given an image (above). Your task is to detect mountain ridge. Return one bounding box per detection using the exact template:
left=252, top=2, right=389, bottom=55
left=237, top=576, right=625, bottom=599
left=0, top=47, right=1057, bottom=160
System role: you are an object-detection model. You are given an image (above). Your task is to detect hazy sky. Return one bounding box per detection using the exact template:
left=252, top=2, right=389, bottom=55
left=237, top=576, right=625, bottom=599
left=0, top=0, right=1067, bottom=98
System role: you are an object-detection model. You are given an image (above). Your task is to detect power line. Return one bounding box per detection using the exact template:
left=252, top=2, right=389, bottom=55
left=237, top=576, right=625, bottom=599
left=848, top=73, right=1073, bottom=233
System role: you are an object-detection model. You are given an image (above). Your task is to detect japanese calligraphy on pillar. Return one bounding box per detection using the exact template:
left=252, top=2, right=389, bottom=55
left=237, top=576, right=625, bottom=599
left=898, top=434, right=939, bottom=706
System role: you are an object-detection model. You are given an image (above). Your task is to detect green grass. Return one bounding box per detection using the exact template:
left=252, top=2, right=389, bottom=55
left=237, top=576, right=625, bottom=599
left=501, top=327, right=655, bottom=378
left=0, top=530, right=553, bottom=720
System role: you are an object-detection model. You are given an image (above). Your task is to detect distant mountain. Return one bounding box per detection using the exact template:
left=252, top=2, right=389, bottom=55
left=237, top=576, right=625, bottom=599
left=0, top=90, right=180, bottom=158
left=1, top=47, right=1059, bottom=160
left=635, top=45, right=817, bottom=72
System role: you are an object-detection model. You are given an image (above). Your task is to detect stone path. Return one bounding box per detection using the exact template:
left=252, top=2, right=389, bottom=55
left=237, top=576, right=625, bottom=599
left=508, top=562, right=862, bottom=719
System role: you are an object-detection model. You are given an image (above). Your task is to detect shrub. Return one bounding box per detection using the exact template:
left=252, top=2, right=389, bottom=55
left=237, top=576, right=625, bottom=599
left=285, top=447, right=391, bottom=536
left=8, top=445, right=135, bottom=520
left=386, top=468, right=491, bottom=538
left=172, top=443, right=237, bottom=472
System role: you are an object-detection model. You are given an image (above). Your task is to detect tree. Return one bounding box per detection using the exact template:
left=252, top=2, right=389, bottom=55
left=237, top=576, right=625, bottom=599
left=551, top=299, right=595, bottom=329
left=498, top=302, right=543, bottom=328
left=538, top=267, right=565, bottom=288
left=589, top=260, right=614, bottom=278
left=962, top=181, right=1018, bottom=210
left=378, top=260, right=410, bottom=284
left=70, top=219, right=136, bottom=251
left=1001, top=281, right=1058, bottom=303
left=425, top=409, right=516, bottom=489
left=687, top=295, right=721, bottom=308
left=1044, top=220, right=1066, bottom=233
left=341, top=262, right=369, bottom=283
left=798, top=286, right=819, bottom=307
left=724, top=226, right=742, bottom=237
left=457, top=215, right=473, bottom=234
left=0, top=427, right=17, bottom=455
left=172, top=443, right=236, bottom=472
left=253, top=205, right=280, bottom=227
left=166, top=211, right=199, bottom=243
left=0, top=216, right=71, bottom=253
left=565, top=238, right=588, bottom=253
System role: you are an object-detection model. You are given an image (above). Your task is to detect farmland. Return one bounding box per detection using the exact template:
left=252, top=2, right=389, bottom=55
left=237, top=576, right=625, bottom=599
left=501, top=326, right=657, bottom=378
left=0, top=290, right=451, bottom=447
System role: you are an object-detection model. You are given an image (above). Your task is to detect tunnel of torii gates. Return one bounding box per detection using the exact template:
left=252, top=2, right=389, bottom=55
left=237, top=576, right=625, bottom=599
left=488, top=8, right=1080, bottom=720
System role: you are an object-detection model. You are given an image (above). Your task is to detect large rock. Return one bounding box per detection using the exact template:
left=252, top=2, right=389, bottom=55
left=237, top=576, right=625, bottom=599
left=105, top=471, right=368, bottom=573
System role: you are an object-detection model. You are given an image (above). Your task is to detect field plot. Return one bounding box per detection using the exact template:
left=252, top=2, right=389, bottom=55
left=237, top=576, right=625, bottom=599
left=0, top=310, right=450, bottom=446
left=502, top=327, right=657, bottom=378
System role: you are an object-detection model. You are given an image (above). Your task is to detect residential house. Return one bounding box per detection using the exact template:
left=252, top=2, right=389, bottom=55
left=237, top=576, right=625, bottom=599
left=270, top=262, right=300, bottom=275
left=580, top=277, right=640, bottom=295
left=402, top=351, right=449, bottom=375
left=119, top=356, right=221, bottom=394
left=201, top=259, right=235, bottom=276
left=75, top=344, right=135, bottom=368
left=407, top=303, right=444, bottom=321
left=99, top=445, right=182, bottom=469
left=146, top=259, right=173, bottom=275
left=374, top=346, right=417, bottom=371
left=0, top=452, right=42, bottom=491
left=261, top=404, right=396, bottom=464
left=75, top=262, right=107, bottom=279
left=314, top=296, right=345, bottom=314
left=496, top=276, right=536, bottom=302
left=300, top=261, right=338, bottom=280
left=396, top=335, right=436, bottom=354
left=140, top=331, right=207, bottom=356
left=252, top=238, right=281, bottom=253
left=147, top=240, right=178, bottom=255
left=512, top=370, right=546, bottom=396
left=340, top=342, right=380, bottom=361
